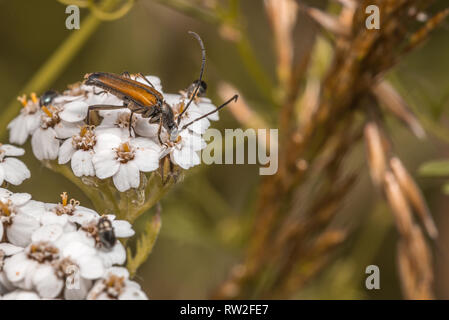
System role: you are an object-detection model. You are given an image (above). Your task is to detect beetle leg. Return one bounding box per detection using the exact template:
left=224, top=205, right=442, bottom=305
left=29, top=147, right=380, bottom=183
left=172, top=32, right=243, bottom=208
left=128, top=111, right=135, bottom=137
left=120, top=71, right=131, bottom=78
left=86, top=104, right=125, bottom=125
left=93, top=88, right=108, bottom=96
left=136, top=72, right=155, bottom=89
left=157, top=116, right=163, bottom=145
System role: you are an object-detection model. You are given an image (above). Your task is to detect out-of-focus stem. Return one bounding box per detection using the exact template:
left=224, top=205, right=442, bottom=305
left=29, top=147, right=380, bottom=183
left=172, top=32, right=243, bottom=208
left=0, top=10, right=103, bottom=139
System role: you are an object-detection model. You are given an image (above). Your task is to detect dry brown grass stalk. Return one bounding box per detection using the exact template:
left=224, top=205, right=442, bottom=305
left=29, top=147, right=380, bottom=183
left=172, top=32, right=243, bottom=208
left=214, top=0, right=447, bottom=300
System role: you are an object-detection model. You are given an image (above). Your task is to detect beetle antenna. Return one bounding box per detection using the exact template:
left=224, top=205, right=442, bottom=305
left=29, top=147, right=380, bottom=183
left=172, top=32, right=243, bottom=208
left=177, top=31, right=206, bottom=125
left=180, top=95, right=238, bottom=131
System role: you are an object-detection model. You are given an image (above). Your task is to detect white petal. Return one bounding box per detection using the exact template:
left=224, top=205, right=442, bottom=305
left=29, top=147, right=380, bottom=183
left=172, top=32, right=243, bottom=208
left=112, top=162, right=140, bottom=192
left=0, top=270, right=16, bottom=293
left=2, top=290, right=40, bottom=300
left=32, top=264, right=63, bottom=298
left=10, top=192, right=32, bottom=206
left=119, top=284, right=148, bottom=300
left=18, top=200, right=46, bottom=220
left=2, top=144, right=25, bottom=156
left=69, top=206, right=99, bottom=225
left=181, top=131, right=206, bottom=151
left=55, top=231, right=92, bottom=250
left=7, top=214, right=40, bottom=247
left=136, top=75, right=162, bottom=93
left=54, top=121, right=80, bottom=139
left=134, top=149, right=159, bottom=172
left=133, top=137, right=160, bottom=150
left=3, top=158, right=31, bottom=185
left=71, top=150, right=95, bottom=177
left=163, top=93, right=182, bottom=106
left=31, top=224, right=64, bottom=242
left=112, top=220, right=135, bottom=238
left=171, top=148, right=200, bottom=170
left=0, top=188, right=12, bottom=199
left=3, top=252, right=31, bottom=282
left=106, top=267, right=130, bottom=279
left=31, top=128, right=59, bottom=160
left=98, top=242, right=126, bottom=267
left=25, top=112, right=41, bottom=132
left=58, top=138, right=76, bottom=164
left=8, top=115, right=30, bottom=145
left=77, top=255, right=105, bottom=279
left=0, top=243, right=23, bottom=255
left=62, top=241, right=96, bottom=260
left=0, top=166, right=5, bottom=186
left=59, top=100, right=89, bottom=122
left=0, top=222, right=3, bottom=241
left=94, top=132, right=121, bottom=152
left=181, top=115, right=210, bottom=135
left=92, top=150, right=120, bottom=179
left=40, top=211, right=69, bottom=228
left=199, top=100, right=219, bottom=121
left=134, top=118, right=159, bottom=138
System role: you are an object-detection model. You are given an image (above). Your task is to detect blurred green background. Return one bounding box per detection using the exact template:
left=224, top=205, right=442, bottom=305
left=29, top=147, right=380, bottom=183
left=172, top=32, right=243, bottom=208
left=1, top=0, right=449, bottom=299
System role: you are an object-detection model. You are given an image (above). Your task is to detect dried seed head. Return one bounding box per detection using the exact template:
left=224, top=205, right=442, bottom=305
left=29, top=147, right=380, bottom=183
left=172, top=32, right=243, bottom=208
left=364, top=122, right=387, bottom=187
left=27, top=241, right=59, bottom=263
left=397, top=226, right=433, bottom=299
left=372, top=81, right=425, bottom=139
left=390, top=157, right=438, bottom=239
left=264, top=0, right=298, bottom=84
left=303, top=6, right=351, bottom=37
left=384, top=171, right=414, bottom=238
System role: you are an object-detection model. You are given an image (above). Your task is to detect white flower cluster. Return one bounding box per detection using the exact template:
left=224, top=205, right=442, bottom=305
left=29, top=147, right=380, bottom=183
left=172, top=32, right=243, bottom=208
left=0, top=186, right=148, bottom=300
left=8, top=75, right=218, bottom=192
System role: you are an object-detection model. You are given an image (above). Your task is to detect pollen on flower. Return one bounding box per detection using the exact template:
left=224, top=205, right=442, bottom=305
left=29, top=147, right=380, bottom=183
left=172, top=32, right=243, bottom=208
left=115, top=142, right=135, bottom=163
left=40, top=105, right=62, bottom=128
left=17, top=94, right=28, bottom=107
left=54, top=191, right=80, bottom=216
left=30, top=92, right=39, bottom=104
left=54, top=257, right=77, bottom=278
left=27, top=241, right=60, bottom=263
left=17, top=93, right=39, bottom=114
left=104, top=274, right=125, bottom=299
left=0, top=199, right=14, bottom=223
left=72, top=125, right=96, bottom=151
left=115, top=112, right=137, bottom=129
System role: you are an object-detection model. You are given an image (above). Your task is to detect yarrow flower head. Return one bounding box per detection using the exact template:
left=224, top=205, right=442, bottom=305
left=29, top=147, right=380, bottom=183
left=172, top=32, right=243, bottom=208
left=87, top=267, right=147, bottom=300
left=92, top=130, right=160, bottom=192
left=8, top=75, right=222, bottom=192
left=31, top=104, right=81, bottom=161
left=0, top=186, right=144, bottom=300
left=58, top=126, right=97, bottom=177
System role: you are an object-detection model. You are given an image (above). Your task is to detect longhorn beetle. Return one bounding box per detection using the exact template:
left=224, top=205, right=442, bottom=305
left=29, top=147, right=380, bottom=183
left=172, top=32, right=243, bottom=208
left=84, top=31, right=238, bottom=143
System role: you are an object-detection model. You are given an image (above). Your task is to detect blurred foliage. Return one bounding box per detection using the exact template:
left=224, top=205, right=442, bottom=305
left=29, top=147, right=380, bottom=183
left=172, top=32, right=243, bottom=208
left=1, top=0, right=449, bottom=299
